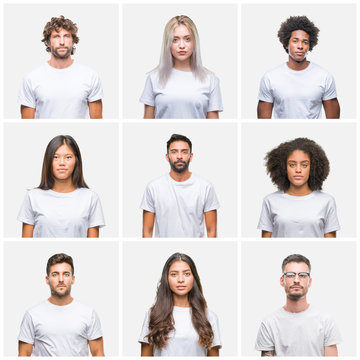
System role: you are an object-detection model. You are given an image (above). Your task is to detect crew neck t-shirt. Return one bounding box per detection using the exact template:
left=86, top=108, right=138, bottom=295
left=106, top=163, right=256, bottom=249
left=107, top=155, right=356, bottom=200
left=140, top=173, right=219, bottom=237
left=140, top=69, right=223, bottom=118
left=258, top=62, right=337, bottom=118
left=255, top=306, right=341, bottom=356
left=17, top=188, right=105, bottom=237
left=139, top=306, right=222, bottom=356
left=257, top=190, right=340, bottom=237
left=18, top=61, right=103, bottom=118
left=18, top=299, right=103, bottom=356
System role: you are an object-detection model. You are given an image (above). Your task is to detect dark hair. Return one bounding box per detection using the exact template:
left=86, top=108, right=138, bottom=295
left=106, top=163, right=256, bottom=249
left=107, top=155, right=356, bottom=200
left=147, top=253, right=213, bottom=350
left=42, top=15, right=79, bottom=54
left=278, top=16, right=319, bottom=53
left=38, top=135, right=88, bottom=190
left=282, top=254, right=311, bottom=273
left=166, top=134, right=192, bottom=153
left=46, top=253, right=74, bottom=276
left=265, top=137, right=329, bottom=191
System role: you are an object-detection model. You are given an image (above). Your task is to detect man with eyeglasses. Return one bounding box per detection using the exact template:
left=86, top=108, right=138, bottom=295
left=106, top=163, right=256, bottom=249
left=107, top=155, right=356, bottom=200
left=255, top=254, right=341, bottom=356
left=140, top=134, right=219, bottom=238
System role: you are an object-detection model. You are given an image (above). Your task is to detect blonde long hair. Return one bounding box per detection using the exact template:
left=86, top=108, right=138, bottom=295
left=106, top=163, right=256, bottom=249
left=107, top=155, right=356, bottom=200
left=156, top=15, right=209, bottom=86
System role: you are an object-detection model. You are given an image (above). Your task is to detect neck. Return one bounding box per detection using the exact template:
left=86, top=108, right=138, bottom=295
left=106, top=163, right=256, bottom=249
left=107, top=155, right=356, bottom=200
left=173, top=294, right=190, bottom=307
left=52, top=179, right=77, bottom=193
left=169, top=170, right=191, bottom=182
left=287, top=56, right=309, bottom=71
left=283, top=296, right=309, bottom=313
left=48, top=294, right=73, bottom=306
left=285, top=183, right=312, bottom=196
left=48, top=55, right=74, bottom=69
left=173, top=58, right=192, bottom=72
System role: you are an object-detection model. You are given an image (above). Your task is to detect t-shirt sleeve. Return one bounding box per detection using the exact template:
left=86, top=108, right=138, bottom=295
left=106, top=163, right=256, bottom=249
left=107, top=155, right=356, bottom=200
left=88, top=71, right=104, bottom=102
left=18, top=75, right=36, bottom=108
left=88, top=192, right=105, bottom=228
left=322, top=73, right=337, bottom=101
left=208, top=75, right=223, bottom=112
left=138, top=310, right=151, bottom=344
left=139, top=75, right=155, bottom=106
left=257, top=197, right=273, bottom=232
left=17, top=192, right=35, bottom=225
left=18, top=311, right=35, bottom=344
left=140, top=184, right=155, bottom=213
left=324, top=196, right=340, bottom=234
left=204, top=184, right=220, bottom=212
left=258, top=73, right=274, bottom=103
left=208, top=310, right=222, bottom=349
left=255, top=321, right=275, bottom=352
left=324, top=315, right=342, bottom=346
left=87, top=309, right=103, bottom=340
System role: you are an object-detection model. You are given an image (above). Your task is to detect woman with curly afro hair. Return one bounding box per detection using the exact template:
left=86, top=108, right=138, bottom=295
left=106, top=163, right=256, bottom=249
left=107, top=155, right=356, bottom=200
left=139, top=253, right=221, bottom=356
left=257, top=15, right=340, bottom=119
left=258, top=138, right=340, bottom=238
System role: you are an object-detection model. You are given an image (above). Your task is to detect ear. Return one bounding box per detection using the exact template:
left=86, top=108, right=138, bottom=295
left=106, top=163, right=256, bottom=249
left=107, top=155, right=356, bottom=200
left=71, top=275, right=75, bottom=285
left=308, top=276, right=312, bottom=288
left=166, top=153, right=169, bottom=162
left=189, top=153, right=193, bottom=162
left=45, top=276, right=49, bottom=285
left=280, top=275, right=285, bottom=288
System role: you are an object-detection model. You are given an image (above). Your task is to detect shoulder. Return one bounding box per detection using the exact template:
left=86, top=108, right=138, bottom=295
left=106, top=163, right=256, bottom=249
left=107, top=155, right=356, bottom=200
left=263, top=191, right=283, bottom=201
left=73, top=62, right=98, bottom=74
left=309, top=62, right=333, bottom=76
left=25, top=300, right=50, bottom=315
left=26, top=188, right=46, bottom=198
left=77, top=187, right=99, bottom=197
left=72, top=299, right=96, bottom=313
left=23, top=63, right=48, bottom=79
left=206, top=308, right=219, bottom=322
left=146, top=174, right=169, bottom=188
left=262, top=63, right=286, bottom=78
left=191, top=173, right=213, bottom=186
left=312, top=191, right=336, bottom=203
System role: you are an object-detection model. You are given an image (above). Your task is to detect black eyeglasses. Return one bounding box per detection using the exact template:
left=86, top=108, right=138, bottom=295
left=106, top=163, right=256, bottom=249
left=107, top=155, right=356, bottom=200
left=283, top=272, right=310, bottom=279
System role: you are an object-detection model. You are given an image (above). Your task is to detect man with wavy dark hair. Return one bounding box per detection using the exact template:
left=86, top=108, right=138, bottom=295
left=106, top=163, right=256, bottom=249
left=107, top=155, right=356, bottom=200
left=18, top=15, right=103, bottom=119
left=18, top=253, right=104, bottom=356
left=257, top=16, right=340, bottom=119
left=255, top=254, right=341, bottom=356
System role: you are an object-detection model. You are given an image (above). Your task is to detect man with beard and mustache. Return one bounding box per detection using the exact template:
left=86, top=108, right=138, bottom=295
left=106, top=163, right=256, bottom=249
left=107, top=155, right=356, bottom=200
left=18, top=253, right=104, bottom=356
left=257, top=16, right=340, bottom=119
left=18, top=16, right=103, bottom=119
left=141, top=133, right=219, bottom=237
left=255, top=254, right=341, bottom=356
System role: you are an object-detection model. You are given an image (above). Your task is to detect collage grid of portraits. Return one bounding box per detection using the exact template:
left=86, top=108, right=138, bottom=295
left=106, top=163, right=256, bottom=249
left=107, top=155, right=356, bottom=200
left=0, top=0, right=359, bottom=358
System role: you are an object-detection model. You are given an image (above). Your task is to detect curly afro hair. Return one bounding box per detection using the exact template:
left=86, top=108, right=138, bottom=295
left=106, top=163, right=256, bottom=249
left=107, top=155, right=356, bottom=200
left=265, top=138, right=329, bottom=191
left=278, top=16, right=319, bottom=53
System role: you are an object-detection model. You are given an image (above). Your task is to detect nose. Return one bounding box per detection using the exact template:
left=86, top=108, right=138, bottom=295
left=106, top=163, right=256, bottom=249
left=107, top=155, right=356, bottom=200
left=179, top=39, right=185, bottom=49
left=59, top=156, right=65, bottom=165
left=295, top=164, right=302, bottom=173
left=178, top=274, right=184, bottom=283
left=297, top=41, right=303, bottom=49
left=59, top=273, right=64, bottom=282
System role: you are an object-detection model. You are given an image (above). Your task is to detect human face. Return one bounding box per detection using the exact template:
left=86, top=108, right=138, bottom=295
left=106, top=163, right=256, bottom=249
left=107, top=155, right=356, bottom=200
left=168, top=260, right=194, bottom=297
left=280, top=261, right=312, bottom=300
left=46, top=262, right=75, bottom=298
left=52, top=144, right=76, bottom=182
left=287, top=30, right=310, bottom=62
left=170, top=25, right=194, bottom=66
left=287, top=150, right=310, bottom=188
left=166, top=141, right=193, bottom=173
left=48, top=28, right=73, bottom=59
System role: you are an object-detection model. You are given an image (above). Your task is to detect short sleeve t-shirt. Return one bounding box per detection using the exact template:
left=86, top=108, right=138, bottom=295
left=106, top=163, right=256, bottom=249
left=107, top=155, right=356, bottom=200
left=140, top=69, right=223, bottom=118
left=258, top=62, right=337, bottom=118
left=257, top=190, right=340, bottom=237
left=18, top=299, right=103, bottom=356
left=140, top=173, right=219, bottom=237
left=139, top=306, right=221, bottom=356
left=255, top=306, right=341, bottom=356
left=17, top=188, right=105, bottom=237
left=18, top=61, right=103, bottom=118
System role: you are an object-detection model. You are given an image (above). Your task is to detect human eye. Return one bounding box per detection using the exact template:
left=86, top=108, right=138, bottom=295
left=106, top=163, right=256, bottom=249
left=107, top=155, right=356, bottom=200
left=289, top=163, right=295, bottom=168
left=186, top=37, right=191, bottom=41
left=299, top=272, right=308, bottom=279
left=285, top=272, right=295, bottom=278
left=66, top=155, right=72, bottom=160
left=51, top=273, right=58, bottom=277
left=64, top=273, right=70, bottom=277
left=53, top=155, right=59, bottom=160
left=170, top=272, right=177, bottom=277
left=185, top=272, right=192, bottom=277
left=172, top=38, right=178, bottom=43
left=302, top=164, right=308, bottom=168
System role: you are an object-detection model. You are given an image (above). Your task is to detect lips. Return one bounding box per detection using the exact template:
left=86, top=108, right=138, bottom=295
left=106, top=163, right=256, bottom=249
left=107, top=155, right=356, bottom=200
left=178, top=51, right=186, bottom=55
left=177, top=286, right=186, bottom=290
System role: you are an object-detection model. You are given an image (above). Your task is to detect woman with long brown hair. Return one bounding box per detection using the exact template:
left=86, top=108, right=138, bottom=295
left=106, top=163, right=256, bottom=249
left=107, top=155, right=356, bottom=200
left=139, top=252, right=221, bottom=356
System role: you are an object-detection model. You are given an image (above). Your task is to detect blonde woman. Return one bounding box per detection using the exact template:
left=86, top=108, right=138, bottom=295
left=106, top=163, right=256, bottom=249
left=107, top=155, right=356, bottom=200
left=140, top=16, right=223, bottom=119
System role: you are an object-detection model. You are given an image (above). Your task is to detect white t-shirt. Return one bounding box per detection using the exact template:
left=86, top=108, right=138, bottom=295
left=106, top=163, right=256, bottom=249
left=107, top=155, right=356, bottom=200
left=140, top=69, right=223, bottom=118
left=258, top=62, right=337, bottom=118
left=18, top=299, right=102, bottom=357
left=255, top=306, right=341, bottom=356
left=18, top=61, right=103, bottom=118
left=139, top=306, right=221, bottom=356
left=258, top=190, right=340, bottom=237
left=17, top=188, right=105, bottom=238
left=140, top=173, right=219, bottom=237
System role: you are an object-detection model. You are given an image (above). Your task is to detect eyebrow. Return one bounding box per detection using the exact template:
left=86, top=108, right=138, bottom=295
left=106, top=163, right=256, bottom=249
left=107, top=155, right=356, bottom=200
left=169, top=269, right=191, bottom=273
left=288, top=160, right=310, bottom=163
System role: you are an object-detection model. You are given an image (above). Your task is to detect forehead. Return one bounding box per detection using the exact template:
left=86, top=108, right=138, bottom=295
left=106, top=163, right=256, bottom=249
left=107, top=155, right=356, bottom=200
left=173, top=24, right=190, bottom=37
left=50, top=28, right=72, bottom=37
left=290, top=30, right=309, bottom=40
left=55, top=143, right=74, bottom=154
left=284, top=261, right=309, bottom=273
left=169, top=260, right=191, bottom=272
left=287, top=150, right=310, bottom=162
left=49, top=262, right=72, bottom=273
left=169, top=140, right=190, bottom=151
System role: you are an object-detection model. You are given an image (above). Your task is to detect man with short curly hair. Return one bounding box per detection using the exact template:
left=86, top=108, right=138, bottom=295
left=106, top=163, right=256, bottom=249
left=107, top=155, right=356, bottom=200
left=18, top=16, right=103, bottom=119
left=257, top=16, right=340, bottom=119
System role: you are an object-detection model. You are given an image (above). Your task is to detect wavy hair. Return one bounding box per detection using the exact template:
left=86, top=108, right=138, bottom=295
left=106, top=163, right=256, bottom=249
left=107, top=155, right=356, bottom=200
left=156, top=15, right=209, bottom=86
left=38, top=135, right=88, bottom=190
left=265, top=137, right=329, bottom=191
left=147, top=253, right=214, bottom=350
